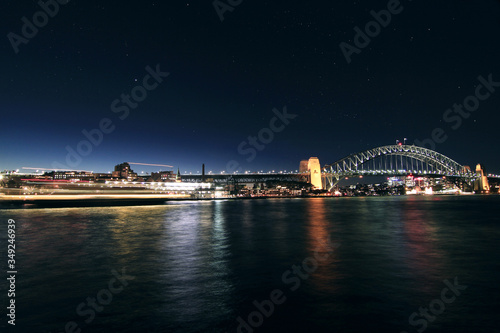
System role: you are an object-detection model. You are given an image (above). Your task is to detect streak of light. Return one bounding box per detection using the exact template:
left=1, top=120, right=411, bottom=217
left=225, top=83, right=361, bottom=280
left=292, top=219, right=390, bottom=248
left=127, top=162, right=174, bottom=168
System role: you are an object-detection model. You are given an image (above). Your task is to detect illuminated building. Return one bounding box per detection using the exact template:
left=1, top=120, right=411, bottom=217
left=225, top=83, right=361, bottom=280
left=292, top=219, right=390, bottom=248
left=150, top=171, right=177, bottom=182
left=51, top=171, right=94, bottom=181
left=405, top=175, right=415, bottom=187
left=112, top=162, right=138, bottom=181
left=387, top=177, right=404, bottom=187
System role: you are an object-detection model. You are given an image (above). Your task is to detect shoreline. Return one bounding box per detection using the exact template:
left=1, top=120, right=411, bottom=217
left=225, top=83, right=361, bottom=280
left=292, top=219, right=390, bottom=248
left=0, top=192, right=493, bottom=209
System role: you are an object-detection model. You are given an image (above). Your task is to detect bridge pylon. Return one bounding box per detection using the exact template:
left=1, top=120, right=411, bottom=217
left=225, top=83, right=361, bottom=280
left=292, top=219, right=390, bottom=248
left=474, top=164, right=490, bottom=193
left=300, top=157, right=323, bottom=190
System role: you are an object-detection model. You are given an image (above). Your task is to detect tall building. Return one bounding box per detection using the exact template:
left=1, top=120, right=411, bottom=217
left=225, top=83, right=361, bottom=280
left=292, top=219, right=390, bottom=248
left=112, top=162, right=138, bottom=180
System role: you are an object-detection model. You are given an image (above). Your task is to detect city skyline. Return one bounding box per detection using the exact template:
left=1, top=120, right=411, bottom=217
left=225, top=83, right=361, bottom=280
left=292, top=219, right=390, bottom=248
left=2, top=1, right=500, bottom=173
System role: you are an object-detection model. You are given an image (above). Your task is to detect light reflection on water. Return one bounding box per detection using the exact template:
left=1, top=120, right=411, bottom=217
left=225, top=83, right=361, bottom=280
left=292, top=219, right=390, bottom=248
left=1, top=196, right=499, bottom=332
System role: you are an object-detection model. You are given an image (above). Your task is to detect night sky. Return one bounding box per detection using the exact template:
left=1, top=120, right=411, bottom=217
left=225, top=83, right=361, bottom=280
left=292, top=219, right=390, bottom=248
left=2, top=1, right=500, bottom=174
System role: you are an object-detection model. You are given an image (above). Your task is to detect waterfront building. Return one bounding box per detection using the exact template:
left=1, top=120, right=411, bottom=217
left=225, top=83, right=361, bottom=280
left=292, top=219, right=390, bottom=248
left=112, top=162, right=138, bottom=181
left=51, top=171, right=94, bottom=181
left=150, top=171, right=177, bottom=182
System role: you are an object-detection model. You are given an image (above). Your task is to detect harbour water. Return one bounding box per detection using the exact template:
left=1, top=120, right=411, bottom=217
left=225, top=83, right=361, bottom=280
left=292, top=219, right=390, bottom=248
left=1, top=195, right=499, bottom=332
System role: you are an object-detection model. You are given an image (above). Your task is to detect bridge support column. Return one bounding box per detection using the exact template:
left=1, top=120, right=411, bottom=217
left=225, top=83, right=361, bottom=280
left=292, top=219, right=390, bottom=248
left=325, top=174, right=339, bottom=191
left=308, top=157, right=323, bottom=190
left=474, top=164, right=490, bottom=193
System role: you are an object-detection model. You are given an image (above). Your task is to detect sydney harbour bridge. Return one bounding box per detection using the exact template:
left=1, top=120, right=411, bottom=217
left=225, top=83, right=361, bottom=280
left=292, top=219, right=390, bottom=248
left=182, top=144, right=499, bottom=191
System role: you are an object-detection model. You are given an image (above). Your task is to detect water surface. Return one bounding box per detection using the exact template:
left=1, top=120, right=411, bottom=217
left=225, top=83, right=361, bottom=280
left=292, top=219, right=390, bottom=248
left=1, top=196, right=499, bottom=332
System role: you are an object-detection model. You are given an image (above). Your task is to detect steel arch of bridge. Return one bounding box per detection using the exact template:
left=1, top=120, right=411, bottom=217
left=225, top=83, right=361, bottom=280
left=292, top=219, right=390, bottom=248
left=323, top=145, right=475, bottom=189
